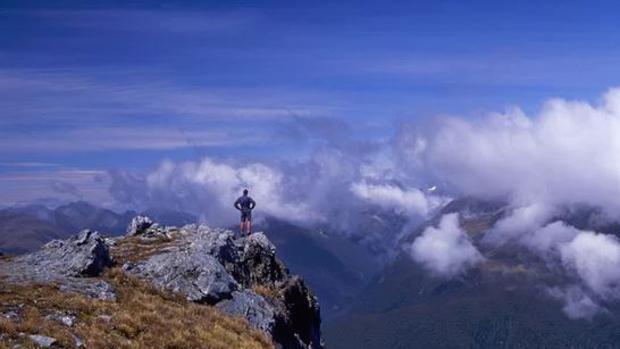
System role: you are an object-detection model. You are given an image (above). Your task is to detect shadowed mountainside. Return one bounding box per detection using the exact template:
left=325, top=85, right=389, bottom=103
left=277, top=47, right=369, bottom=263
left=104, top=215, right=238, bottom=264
left=325, top=198, right=620, bottom=349
left=254, top=217, right=382, bottom=319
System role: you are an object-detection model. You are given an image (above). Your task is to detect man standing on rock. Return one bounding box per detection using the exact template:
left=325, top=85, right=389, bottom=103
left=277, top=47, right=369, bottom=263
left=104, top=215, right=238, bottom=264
left=234, top=189, right=256, bottom=236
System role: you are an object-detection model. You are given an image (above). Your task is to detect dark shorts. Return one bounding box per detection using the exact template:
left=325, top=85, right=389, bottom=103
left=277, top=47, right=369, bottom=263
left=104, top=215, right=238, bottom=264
left=240, top=210, right=252, bottom=222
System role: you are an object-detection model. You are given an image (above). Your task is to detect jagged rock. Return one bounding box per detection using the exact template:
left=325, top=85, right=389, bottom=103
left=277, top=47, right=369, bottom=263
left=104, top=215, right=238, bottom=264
left=246, top=232, right=276, bottom=254
left=272, top=276, right=322, bottom=349
left=0, top=230, right=116, bottom=301
left=236, top=232, right=288, bottom=287
left=2, top=230, right=113, bottom=279
left=193, top=226, right=238, bottom=262
left=124, top=249, right=238, bottom=304
left=122, top=224, right=322, bottom=348
left=28, top=334, right=56, bottom=348
left=1, top=310, right=20, bottom=321
left=45, top=229, right=112, bottom=277
left=45, top=311, right=76, bottom=327
left=103, top=236, right=120, bottom=247
left=216, top=290, right=276, bottom=333
left=70, top=230, right=114, bottom=276
left=126, top=215, right=153, bottom=236
left=58, top=279, right=116, bottom=301
left=73, top=334, right=85, bottom=348
left=1, top=219, right=323, bottom=349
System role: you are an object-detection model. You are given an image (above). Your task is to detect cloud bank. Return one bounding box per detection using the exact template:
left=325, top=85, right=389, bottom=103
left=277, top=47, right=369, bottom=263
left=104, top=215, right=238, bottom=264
left=144, top=158, right=317, bottom=225
left=350, top=181, right=445, bottom=217
left=400, top=88, right=620, bottom=215
left=108, top=152, right=443, bottom=234
left=100, top=87, right=620, bottom=319
left=393, top=88, right=620, bottom=318
left=409, top=214, right=483, bottom=277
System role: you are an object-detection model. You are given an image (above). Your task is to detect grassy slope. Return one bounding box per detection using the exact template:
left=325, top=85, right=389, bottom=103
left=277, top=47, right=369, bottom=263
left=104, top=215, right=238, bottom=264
left=0, top=270, right=273, bottom=349
left=0, top=233, right=273, bottom=349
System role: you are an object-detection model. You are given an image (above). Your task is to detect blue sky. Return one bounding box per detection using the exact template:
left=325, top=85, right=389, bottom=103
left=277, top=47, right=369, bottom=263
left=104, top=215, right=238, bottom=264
left=1, top=0, right=620, bottom=205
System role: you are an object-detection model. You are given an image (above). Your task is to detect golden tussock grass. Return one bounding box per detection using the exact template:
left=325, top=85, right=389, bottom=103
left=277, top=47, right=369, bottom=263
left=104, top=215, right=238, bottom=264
left=111, top=235, right=182, bottom=264
left=0, top=268, right=273, bottom=349
left=251, top=285, right=280, bottom=300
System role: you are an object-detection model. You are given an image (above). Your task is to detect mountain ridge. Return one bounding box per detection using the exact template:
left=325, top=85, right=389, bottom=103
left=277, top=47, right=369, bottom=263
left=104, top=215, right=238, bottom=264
left=325, top=197, right=620, bottom=349
left=0, top=216, right=323, bottom=348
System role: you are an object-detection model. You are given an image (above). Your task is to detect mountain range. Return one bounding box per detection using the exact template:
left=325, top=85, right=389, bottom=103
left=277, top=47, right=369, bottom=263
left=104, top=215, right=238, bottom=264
left=0, top=201, right=196, bottom=254
left=324, top=198, right=620, bottom=348
left=5, top=198, right=619, bottom=348
left=0, top=202, right=385, bottom=320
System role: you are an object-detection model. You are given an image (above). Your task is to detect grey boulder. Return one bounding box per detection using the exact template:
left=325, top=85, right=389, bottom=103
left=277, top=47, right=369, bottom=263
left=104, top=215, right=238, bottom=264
left=236, top=232, right=288, bottom=288
left=0, top=230, right=116, bottom=301
left=8, top=229, right=113, bottom=279
left=124, top=249, right=238, bottom=304
left=28, top=334, right=56, bottom=348
left=126, top=215, right=153, bottom=236
left=216, top=290, right=276, bottom=334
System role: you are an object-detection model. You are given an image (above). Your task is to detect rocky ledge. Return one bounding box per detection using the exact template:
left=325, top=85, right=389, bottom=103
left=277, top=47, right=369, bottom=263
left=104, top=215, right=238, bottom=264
left=0, top=216, right=323, bottom=349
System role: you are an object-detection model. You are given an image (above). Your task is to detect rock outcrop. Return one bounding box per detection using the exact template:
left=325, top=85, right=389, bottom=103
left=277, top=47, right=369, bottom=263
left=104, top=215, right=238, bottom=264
left=0, top=229, right=116, bottom=300
left=126, top=215, right=154, bottom=236
left=124, top=249, right=239, bottom=304
left=0, top=217, right=323, bottom=349
left=17, top=229, right=113, bottom=278
left=123, top=221, right=323, bottom=349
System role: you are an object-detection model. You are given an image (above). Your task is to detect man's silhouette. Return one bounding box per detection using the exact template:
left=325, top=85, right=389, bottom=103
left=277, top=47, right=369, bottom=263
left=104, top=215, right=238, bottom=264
left=234, top=189, right=256, bottom=236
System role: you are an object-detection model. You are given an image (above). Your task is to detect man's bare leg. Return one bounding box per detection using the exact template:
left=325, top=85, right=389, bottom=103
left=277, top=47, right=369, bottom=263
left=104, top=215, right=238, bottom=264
left=240, top=221, right=245, bottom=236
left=247, top=220, right=253, bottom=235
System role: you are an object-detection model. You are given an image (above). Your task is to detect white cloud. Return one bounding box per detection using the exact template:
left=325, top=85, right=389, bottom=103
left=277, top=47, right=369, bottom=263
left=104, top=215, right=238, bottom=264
left=0, top=127, right=265, bottom=152
left=484, top=203, right=555, bottom=246
left=488, top=206, right=620, bottom=315
left=409, top=213, right=484, bottom=278
left=525, top=221, right=581, bottom=257
left=145, top=158, right=318, bottom=225
left=0, top=169, right=112, bottom=207
left=400, top=88, right=620, bottom=217
left=560, top=231, right=620, bottom=299
left=105, top=150, right=443, bottom=258
left=394, top=88, right=620, bottom=317
left=548, top=286, right=606, bottom=320
left=350, top=181, right=445, bottom=217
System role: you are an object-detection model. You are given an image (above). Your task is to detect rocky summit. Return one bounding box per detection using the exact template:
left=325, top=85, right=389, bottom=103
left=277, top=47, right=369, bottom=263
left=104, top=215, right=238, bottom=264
left=0, top=216, right=323, bottom=349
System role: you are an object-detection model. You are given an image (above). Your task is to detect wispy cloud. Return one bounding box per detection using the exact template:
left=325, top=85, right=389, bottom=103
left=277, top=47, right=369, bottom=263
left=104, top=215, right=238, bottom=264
left=0, top=70, right=331, bottom=125
left=0, top=126, right=268, bottom=153
left=0, top=169, right=112, bottom=207
left=0, top=68, right=340, bottom=155
left=0, top=162, right=61, bottom=168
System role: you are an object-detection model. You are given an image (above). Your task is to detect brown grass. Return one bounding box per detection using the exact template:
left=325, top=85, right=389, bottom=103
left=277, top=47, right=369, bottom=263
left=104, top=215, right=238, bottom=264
left=251, top=285, right=280, bottom=300
left=0, top=268, right=274, bottom=349
left=460, top=215, right=495, bottom=236
left=111, top=235, right=183, bottom=264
